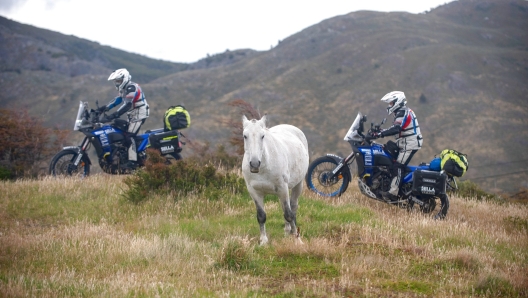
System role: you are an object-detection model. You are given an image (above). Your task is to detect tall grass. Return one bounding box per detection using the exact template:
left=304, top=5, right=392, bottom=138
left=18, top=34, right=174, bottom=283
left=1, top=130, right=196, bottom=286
left=0, top=174, right=526, bottom=297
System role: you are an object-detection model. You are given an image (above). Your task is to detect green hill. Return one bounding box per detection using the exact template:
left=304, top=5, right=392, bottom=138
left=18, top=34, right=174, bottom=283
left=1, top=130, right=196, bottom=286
left=1, top=0, right=527, bottom=193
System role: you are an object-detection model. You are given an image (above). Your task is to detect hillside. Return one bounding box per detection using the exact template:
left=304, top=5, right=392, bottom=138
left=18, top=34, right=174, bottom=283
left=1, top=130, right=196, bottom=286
left=1, top=0, right=527, bottom=193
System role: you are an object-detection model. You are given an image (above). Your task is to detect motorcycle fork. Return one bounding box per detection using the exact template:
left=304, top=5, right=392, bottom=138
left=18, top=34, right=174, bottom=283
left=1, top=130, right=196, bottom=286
left=73, top=137, right=90, bottom=166
left=330, top=152, right=355, bottom=180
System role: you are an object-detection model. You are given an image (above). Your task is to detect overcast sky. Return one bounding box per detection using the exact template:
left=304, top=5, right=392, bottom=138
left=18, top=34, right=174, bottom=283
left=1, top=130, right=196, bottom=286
left=1, top=0, right=455, bottom=63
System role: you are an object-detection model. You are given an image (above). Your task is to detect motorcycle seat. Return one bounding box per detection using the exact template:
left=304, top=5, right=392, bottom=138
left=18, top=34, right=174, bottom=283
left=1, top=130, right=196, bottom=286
left=145, top=128, right=165, bottom=134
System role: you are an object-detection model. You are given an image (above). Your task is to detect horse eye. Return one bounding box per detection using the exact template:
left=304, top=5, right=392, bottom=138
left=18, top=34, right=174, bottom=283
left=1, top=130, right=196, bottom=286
left=243, top=135, right=247, bottom=139
left=261, top=135, right=265, bottom=139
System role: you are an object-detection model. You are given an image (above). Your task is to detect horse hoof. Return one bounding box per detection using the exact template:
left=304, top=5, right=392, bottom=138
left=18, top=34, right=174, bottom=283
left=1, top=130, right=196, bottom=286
left=259, top=236, right=269, bottom=246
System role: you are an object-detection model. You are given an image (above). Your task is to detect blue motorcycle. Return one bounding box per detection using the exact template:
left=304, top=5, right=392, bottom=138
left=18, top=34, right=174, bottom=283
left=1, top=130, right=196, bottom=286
left=49, top=101, right=184, bottom=176
left=305, top=112, right=452, bottom=219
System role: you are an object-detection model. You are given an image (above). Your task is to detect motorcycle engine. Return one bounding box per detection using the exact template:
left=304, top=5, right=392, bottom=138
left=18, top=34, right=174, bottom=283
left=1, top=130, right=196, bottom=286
left=99, top=143, right=128, bottom=174
left=371, top=167, right=392, bottom=192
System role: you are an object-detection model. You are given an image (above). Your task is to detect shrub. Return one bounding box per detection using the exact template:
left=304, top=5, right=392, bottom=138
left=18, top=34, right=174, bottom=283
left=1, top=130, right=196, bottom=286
left=186, top=141, right=242, bottom=170
left=123, top=149, right=247, bottom=204
left=0, top=109, right=69, bottom=178
left=0, top=166, right=12, bottom=180
left=456, top=179, right=501, bottom=202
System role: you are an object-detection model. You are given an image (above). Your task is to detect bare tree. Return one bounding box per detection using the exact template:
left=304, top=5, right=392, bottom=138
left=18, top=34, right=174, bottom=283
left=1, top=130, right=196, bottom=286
left=223, top=99, right=261, bottom=155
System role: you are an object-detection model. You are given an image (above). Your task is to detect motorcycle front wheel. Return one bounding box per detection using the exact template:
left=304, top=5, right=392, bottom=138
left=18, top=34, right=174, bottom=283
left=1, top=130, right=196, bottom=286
left=305, top=156, right=349, bottom=197
left=49, top=149, right=90, bottom=177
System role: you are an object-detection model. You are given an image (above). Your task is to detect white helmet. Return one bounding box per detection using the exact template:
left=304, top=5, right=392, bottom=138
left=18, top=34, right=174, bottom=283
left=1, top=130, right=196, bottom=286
left=108, top=68, right=131, bottom=91
left=381, top=91, right=406, bottom=114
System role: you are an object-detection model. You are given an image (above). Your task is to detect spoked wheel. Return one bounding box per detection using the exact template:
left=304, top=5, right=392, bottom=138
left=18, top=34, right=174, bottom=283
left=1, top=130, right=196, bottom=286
left=305, top=156, right=349, bottom=197
left=407, top=194, right=449, bottom=220
left=49, top=150, right=90, bottom=177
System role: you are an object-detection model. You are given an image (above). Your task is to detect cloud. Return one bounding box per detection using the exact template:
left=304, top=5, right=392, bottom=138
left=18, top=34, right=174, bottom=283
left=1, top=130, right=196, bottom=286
left=0, top=0, right=67, bottom=14
left=0, top=0, right=27, bottom=12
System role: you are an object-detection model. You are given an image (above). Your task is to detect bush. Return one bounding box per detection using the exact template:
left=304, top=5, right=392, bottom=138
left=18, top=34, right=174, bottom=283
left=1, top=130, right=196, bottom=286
left=123, top=149, right=247, bottom=204
left=186, top=143, right=242, bottom=171
left=0, top=166, right=12, bottom=180
left=0, top=109, right=69, bottom=178
left=456, top=179, right=501, bottom=202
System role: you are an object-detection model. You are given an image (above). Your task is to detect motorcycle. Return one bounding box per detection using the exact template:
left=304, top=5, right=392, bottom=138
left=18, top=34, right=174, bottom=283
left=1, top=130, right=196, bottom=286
left=49, top=101, right=185, bottom=176
left=305, top=112, right=453, bottom=219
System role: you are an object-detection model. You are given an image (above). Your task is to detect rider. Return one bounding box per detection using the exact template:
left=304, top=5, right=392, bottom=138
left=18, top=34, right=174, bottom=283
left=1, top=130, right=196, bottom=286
left=371, top=91, right=423, bottom=201
left=99, top=68, right=149, bottom=168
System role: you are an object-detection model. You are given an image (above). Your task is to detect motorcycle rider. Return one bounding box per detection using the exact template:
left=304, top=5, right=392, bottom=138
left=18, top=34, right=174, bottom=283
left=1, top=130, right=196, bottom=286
left=370, top=91, right=423, bottom=201
left=98, top=68, right=149, bottom=168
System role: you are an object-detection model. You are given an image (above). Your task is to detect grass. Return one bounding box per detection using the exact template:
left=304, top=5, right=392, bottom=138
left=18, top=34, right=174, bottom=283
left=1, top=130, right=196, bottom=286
left=1, top=174, right=527, bottom=297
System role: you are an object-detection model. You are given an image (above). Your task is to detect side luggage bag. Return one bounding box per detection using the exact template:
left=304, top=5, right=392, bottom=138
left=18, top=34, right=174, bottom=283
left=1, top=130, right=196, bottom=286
left=149, top=130, right=182, bottom=155
left=412, top=169, right=447, bottom=197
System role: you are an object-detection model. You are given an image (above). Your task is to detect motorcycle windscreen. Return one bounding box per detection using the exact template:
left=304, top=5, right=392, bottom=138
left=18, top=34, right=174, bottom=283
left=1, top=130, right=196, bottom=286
left=73, top=101, right=87, bottom=131
left=344, top=112, right=364, bottom=141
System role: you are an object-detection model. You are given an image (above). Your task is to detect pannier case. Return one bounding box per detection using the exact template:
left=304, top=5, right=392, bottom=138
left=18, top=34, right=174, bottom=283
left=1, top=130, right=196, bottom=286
left=412, top=169, right=447, bottom=196
left=149, top=130, right=181, bottom=155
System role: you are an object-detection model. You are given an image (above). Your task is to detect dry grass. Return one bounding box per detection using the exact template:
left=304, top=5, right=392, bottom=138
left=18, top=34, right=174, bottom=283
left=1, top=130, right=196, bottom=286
left=0, top=174, right=527, bottom=297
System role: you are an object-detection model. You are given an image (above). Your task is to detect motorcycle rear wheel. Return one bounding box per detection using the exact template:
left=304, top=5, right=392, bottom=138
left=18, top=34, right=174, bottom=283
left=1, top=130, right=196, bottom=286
left=407, top=194, right=449, bottom=220
left=305, top=156, right=349, bottom=197
left=49, top=150, right=90, bottom=177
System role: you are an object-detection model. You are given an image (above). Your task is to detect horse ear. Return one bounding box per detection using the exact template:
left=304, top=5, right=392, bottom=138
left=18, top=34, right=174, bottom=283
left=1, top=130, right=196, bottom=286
left=242, top=115, right=250, bottom=128
left=260, top=114, right=267, bottom=128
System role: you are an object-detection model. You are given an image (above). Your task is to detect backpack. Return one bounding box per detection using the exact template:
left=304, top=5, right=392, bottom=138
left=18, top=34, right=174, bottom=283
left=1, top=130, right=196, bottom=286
left=440, top=149, right=469, bottom=177
left=164, top=105, right=190, bottom=131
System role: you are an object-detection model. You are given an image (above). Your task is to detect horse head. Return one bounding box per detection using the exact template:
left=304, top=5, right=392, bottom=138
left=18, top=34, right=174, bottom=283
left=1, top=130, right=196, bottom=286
left=243, top=115, right=267, bottom=173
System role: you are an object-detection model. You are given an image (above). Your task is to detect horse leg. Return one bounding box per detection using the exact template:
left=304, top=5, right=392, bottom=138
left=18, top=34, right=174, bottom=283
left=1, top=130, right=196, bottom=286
left=278, top=185, right=297, bottom=237
left=290, top=181, right=303, bottom=243
left=249, top=188, right=268, bottom=245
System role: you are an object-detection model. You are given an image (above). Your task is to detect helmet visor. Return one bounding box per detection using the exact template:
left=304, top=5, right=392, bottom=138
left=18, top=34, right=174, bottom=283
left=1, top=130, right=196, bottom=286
left=114, top=78, right=123, bottom=88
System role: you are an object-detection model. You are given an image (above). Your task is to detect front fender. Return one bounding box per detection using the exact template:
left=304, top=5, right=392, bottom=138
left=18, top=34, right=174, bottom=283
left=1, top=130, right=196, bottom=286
left=62, top=146, right=92, bottom=165
left=325, top=154, right=352, bottom=183
left=63, top=146, right=81, bottom=152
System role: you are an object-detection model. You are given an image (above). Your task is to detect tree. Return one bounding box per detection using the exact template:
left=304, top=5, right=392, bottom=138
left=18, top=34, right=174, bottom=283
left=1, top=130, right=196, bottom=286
left=224, top=99, right=261, bottom=155
left=0, top=109, right=70, bottom=179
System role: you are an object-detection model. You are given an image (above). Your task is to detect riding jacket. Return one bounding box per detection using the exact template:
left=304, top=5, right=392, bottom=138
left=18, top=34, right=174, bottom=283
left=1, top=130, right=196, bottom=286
left=380, top=106, right=423, bottom=151
left=107, top=81, right=149, bottom=123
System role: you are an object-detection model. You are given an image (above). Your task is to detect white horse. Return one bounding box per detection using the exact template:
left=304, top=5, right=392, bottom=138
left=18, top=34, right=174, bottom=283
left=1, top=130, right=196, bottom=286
left=242, top=115, right=309, bottom=245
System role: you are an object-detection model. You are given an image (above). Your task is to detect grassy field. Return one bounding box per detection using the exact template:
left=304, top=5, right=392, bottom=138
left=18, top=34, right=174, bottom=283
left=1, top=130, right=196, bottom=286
left=1, top=173, right=527, bottom=297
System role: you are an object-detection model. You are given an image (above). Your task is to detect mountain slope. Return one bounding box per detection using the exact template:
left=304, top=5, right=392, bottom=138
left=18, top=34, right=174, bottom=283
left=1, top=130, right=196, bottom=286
left=0, top=0, right=527, bottom=193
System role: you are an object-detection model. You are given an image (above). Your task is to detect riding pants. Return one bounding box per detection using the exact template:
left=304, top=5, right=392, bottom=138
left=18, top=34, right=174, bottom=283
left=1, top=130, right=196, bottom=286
left=126, top=105, right=148, bottom=162
left=388, top=149, right=417, bottom=196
